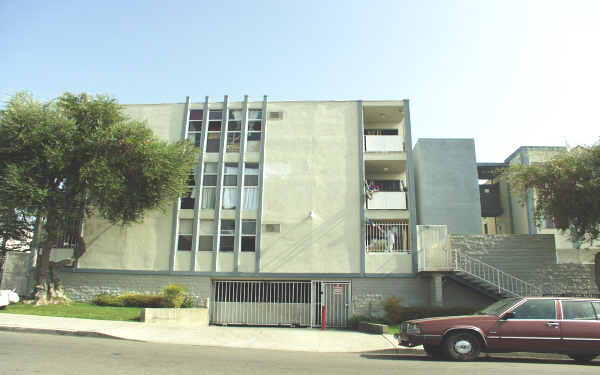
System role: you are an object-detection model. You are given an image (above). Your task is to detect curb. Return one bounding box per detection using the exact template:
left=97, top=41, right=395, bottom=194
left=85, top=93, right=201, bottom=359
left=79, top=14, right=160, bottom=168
left=0, top=325, right=129, bottom=340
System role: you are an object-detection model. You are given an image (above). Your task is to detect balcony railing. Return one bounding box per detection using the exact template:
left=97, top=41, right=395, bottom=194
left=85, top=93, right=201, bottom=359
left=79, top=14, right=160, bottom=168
left=367, top=191, right=407, bottom=210
left=366, top=220, right=410, bottom=252
left=364, top=135, right=404, bottom=152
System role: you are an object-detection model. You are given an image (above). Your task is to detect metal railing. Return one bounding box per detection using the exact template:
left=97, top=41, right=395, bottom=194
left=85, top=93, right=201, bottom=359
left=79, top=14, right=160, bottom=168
left=366, top=220, right=410, bottom=252
left=453, top=249, right=543, bottom=297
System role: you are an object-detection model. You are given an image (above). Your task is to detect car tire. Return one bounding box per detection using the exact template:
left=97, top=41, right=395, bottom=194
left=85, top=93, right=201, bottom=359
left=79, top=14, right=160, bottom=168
left=443, top=332, right=481, bottom=361
left=568, top=353, right=598, bottom=363
left=423, top=344, right=443, bottom=359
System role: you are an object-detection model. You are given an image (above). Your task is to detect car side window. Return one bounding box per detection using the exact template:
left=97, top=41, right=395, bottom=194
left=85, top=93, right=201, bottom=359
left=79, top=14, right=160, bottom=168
left=511, top=300, right=556, bottom=319
left=563, top=301, right=597, bottom=320
left=592, top=302, right=600, bottom=319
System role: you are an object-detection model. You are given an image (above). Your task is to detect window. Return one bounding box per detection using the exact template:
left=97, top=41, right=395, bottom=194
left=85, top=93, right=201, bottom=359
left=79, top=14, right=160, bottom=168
left=511, top=299, right=556, bottom=319
left=241, top=220, right=256, bottom=252
left=198, top=219, right=214, bottom=252
left=243, top=163, right=259, bottom=210
left=187, top=110, right=203, bottom=147
left=247, top=109, right=262, bottom=152
left=201, top=163, right=217, bottom=209
left=563, top=301, right=598, bottom=320
left=367, top=179, right=406, bottom=192
left=227, top=110, right=242, bottom=152
left=222, top=163, right=238, bottom=209
left=177, top=219, right=193, bottom=251
left=180, top=171, right=196, bottom=209
left=364, top=129, right=398, bottom=136
left=220, top=219, right=235, bottom=251
left=206, top=110, right=222, bottom=153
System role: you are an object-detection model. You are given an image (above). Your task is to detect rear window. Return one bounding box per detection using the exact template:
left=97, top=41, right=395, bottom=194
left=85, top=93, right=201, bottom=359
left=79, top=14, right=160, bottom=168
left=563, top=301, right=600, bottom=320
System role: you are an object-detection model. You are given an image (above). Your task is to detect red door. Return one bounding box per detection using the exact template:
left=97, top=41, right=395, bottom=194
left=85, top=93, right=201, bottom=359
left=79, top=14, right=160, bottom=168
left=559, top=300, right=600, bottom=354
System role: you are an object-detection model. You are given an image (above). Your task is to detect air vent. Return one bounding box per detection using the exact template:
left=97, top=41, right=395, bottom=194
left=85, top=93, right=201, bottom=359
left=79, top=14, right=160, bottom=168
left=263, top=224, right=281, bottom=233
left=268, top=111, right=283, bottom=120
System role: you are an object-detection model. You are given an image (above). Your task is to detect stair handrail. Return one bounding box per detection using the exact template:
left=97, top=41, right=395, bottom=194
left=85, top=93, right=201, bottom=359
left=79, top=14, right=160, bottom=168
left=452, top=249, right=543, bottom=297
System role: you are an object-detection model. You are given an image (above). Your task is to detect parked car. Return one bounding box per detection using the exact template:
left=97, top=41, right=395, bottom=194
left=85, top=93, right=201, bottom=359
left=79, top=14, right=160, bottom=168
left=394, top=297, right=600, bottom=362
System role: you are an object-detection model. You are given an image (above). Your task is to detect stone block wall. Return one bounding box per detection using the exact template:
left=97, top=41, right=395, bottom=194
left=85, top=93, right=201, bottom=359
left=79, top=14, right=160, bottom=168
left=351, top=277, right=430, bottom=317
left=59, top=271, right=212, bottom=307
left=450, top=234, right=556, bottom=284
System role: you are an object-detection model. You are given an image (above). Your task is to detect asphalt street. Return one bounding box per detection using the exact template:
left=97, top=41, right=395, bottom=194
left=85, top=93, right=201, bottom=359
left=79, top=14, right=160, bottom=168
left=1, top=332, right=598, bottom=375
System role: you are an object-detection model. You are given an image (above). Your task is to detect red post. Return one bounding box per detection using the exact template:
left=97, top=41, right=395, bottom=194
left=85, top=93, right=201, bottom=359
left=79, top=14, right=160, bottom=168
left=321, top=305, right=326, bottom=330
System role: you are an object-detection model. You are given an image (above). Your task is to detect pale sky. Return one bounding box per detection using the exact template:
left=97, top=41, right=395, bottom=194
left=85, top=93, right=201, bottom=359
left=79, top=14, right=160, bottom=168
left=1, top=0, right=598, bottom=162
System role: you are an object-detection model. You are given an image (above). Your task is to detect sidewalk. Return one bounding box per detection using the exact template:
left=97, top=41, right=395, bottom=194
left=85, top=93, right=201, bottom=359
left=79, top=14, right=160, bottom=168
left=0, top=314, right=416, bottom=353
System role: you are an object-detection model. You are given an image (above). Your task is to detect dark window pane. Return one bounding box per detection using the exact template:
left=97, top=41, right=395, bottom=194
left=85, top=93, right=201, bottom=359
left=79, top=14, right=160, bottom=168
left=188, top=121, right=202, bottom=131
left=208, top=121, right=221, bottom=131
left=180, top=197, right=195, bottom=209
left=224, top=175, right=237, bottom=186
left=206, top=134, right=220, bottom=152
left=209, top=110, right=222, bottom=120
left=187, top=173, right=196, bottom=186
left=190, top=110, right=203, bottom=121
left=228, top=121, right=241, bottom=131
left=248, top=121, right=262, bottom=131
left=241, top=236, right=256, bottom=252
left=229, top=109, right=242, bottom=120
left=203, top=175, right=217, bottom=186
left=178, top=235, right=192, bottom=251
left=220, top=236, right=234, bottom=251
left=188, top=132, right=202, bottom=147
left=248, top=132, right=261, bottom=142
left=221, top=220, right=235, bottom=234
left=244, top=175, right=258, bottom=186
left=198, top=236, right=213, bottom=251
left=242, top=220, right=256, bottom=234
left=511, top=300, right=556, bottom=320
left=563, top=301, right=597, bottom=320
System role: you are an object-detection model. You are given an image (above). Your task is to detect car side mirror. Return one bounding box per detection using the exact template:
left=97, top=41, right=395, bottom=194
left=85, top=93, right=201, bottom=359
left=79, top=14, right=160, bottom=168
left=501, top=312, right=515, bottom=320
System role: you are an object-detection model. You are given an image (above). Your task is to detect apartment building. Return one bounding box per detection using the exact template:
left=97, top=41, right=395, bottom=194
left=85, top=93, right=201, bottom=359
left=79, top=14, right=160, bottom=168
left=49, top=96, right=488, bottom=327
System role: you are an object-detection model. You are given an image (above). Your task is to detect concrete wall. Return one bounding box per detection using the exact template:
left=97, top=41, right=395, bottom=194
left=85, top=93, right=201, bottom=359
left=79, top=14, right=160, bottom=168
left=443, top=278, right=495, bottom=308
left=260, top=101, right=362, bottom=273
left=1, top=252, right=31, bottom=296
left=413, top=138, right=482, bottom=234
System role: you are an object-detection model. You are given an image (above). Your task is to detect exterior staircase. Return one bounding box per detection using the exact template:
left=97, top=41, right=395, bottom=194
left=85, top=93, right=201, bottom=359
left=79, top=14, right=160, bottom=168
left=448, top=249, right=543, bottom=299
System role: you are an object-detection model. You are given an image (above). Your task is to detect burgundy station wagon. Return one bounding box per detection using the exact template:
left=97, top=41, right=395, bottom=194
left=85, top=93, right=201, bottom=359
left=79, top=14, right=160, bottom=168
left=395, top=297, right=600, bottom=362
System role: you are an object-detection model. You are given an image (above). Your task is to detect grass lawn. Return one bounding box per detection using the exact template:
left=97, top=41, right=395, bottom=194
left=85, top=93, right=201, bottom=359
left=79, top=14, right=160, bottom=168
left=0, top=302, right=141, bottom=322
left=387, top=325, right=400, bottom=335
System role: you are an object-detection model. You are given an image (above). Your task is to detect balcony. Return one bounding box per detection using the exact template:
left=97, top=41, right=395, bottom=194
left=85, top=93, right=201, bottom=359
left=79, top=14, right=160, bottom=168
left=364, top=135, right=404, bottom=152
left=367, top=191, right=407, bottom=210
left=365, top=220, right=410, bottom=253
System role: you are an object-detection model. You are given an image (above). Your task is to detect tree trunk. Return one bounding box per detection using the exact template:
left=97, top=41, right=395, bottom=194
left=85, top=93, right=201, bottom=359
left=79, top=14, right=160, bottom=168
left=595, top=252, right=600, bottom=292
left=33, top=212, right=68, bottom=305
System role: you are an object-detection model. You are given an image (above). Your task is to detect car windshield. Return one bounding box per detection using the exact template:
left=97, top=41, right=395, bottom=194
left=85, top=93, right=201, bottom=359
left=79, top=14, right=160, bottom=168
left=476, top=298, right=521, bottom=316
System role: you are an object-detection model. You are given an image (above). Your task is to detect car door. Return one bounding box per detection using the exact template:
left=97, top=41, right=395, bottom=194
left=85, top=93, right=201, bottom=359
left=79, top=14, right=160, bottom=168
left=487, top=299, right=562, bottom=352
left=559, top=300, right=600, bottom=353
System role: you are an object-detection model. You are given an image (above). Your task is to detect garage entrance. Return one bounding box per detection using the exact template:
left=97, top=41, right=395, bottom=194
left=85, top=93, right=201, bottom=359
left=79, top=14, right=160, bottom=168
left=210, top=280, right=350, bottom=328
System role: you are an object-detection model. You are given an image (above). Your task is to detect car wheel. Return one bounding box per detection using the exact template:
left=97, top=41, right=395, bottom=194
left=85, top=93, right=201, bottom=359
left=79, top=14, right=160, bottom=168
left=423, top=344, right=443, bottom=359
left=568, top=353, right=598, bottom=363
left=443, top=332, right=481, bottom=361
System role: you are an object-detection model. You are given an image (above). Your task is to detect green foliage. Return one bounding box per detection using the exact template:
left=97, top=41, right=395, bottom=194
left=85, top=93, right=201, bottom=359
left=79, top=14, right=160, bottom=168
left=0, top=92, right=198, bottom=297
left=0, top=302, right=141, bottom=321
left=163, top=283, right=186, bottom=308
left=181, top=295, right=195, bottom=308
left=91, top=284, right=191, bottom=308
left=381, top=297, right=405, bottom=324
left=502, top=144, right=600, bottom=244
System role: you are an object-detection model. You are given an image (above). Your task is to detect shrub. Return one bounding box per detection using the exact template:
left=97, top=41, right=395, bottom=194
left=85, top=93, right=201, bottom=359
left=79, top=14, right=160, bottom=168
left=120, top=293, right=168, bottom=308
left=181, top=295, right=194, bottom=308
left=91, top=294, right=124, bottom=307
left=382, top=297, right=404, bottom=324
left=91, top=284, right=192, bottom=308
left=163, top=283, right=186, bottom=308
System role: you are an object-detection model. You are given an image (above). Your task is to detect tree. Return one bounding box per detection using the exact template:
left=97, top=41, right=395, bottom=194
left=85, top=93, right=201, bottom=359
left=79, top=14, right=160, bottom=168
left=502, top=143, right=600, bottom=290
left=0, top=92, right=197, bottom=304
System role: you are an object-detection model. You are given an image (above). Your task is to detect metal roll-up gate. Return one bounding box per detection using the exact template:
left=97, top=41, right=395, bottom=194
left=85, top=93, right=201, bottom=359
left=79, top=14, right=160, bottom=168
left=210, top=280, right=350, bottom=328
